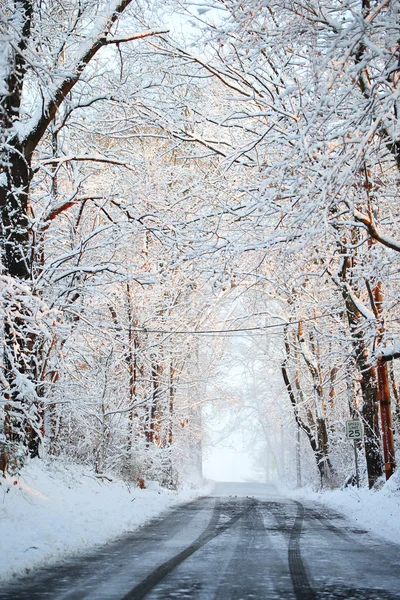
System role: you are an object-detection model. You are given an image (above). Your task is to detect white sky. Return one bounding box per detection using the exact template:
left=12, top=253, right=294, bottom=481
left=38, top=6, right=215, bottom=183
left=202, top=445, right=262, bottom=482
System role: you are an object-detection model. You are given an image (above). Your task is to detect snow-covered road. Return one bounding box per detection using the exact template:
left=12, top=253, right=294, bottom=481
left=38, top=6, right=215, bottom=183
left=1, top=482, right=399, bottom=600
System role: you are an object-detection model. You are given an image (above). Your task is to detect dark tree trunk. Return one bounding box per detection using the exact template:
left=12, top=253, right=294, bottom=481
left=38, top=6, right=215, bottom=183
left=0, top=146, right=31, bottom=280
left=281, top=325, right=329, bottom=483
left=0, top=0, right=137, bottom=472
left=338, top=240, right=383, bottom=488
left=358, top=360, right=382, bottom=487
left=0, top=145, right=41, bottom=459
left=0, top=1, right=38, bottom=466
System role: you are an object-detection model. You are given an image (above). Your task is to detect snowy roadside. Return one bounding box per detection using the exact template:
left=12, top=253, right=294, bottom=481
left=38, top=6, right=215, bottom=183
left=287, top=469, right=400, bottom=546
left=0, top=459, right=209, bottom=582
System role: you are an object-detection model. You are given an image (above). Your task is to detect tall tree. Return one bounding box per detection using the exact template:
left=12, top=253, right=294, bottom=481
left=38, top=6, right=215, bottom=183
left=0, top=0, right=166, bottom=467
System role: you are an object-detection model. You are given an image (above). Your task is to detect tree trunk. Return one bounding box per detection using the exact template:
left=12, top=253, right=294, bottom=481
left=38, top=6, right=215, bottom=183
left=0, top=146, right=42, bottom=459
left=125, top=283, right=138, bottom=449
left=297, top=320, right=332, bottom=482
left=338, top=242, right=383, bottom=487
left=281, top=325, right=328, bottom=483
left=168, top=362, right=176, bottom=447
left=358, top=354, right=382, bottom=487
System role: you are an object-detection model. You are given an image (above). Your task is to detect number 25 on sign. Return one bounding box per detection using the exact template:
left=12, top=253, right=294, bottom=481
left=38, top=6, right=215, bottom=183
left=346, top=420, right=363, bottom=440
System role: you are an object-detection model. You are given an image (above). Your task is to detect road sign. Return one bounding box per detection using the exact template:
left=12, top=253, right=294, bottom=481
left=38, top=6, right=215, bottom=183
left=346, top=420, right=363, bottom=440
left=346, top=420, right=363, bottom=488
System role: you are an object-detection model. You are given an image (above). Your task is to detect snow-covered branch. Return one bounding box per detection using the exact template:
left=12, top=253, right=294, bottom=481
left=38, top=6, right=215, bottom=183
left=354, top=210, right=400, bottom=253
left=376, top=344, right=400, bottom=362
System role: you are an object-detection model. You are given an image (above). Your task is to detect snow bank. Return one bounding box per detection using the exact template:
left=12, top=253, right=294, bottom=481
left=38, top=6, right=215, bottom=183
left=289, top=470, right=400, bottom=545
left=0, top=459, right=207, bottom=582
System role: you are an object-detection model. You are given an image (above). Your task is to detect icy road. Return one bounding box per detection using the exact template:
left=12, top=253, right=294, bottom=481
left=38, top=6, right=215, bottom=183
left=1, top=482, right=400, bottom=600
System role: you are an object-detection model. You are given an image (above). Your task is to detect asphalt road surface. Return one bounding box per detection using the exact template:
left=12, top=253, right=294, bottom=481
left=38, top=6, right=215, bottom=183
left=1, top=482, right=400, bottom=600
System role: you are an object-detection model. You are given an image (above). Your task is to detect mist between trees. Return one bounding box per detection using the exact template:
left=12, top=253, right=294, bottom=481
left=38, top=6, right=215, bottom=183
left=0, top=0, right=399, bottom=489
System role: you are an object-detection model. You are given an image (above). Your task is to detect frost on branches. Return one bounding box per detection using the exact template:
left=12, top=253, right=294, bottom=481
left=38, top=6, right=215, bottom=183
left=0, top=0, right=399, bottom=490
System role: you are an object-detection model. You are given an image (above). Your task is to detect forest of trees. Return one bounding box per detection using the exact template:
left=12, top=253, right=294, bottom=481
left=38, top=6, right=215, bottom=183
left=1, top=0, right=399, bottom=489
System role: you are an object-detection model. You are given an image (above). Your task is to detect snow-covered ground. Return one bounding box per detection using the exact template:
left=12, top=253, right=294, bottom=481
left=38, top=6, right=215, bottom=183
left=0, top=459, right=208, bottom=582
left=288, top=469, right=400, bottom=545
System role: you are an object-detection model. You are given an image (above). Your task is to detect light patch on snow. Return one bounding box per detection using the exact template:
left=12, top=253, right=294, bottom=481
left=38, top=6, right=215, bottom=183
left=4, top=474, right=48, bottom=500
left=0, top=459, right=208, bottom=582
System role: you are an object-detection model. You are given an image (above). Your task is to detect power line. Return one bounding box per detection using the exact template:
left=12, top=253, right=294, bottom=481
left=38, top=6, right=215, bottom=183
left=130, top=311, right=342, bottom=336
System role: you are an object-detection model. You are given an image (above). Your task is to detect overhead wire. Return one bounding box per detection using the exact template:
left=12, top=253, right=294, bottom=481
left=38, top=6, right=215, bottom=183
left=130, top=310, right=344, bottom=336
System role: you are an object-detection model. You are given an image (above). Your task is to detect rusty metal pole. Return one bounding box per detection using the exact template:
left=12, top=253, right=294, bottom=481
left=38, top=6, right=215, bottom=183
left=377, top=360, right=396, bottom=480
left=373, top=282, right=396, bottom=480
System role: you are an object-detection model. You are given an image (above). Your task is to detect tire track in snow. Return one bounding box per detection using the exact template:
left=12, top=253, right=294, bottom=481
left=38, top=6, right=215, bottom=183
left=288, top=501, right=316, bottom=600
left=121, top=498, right=255, bottom=600
left=214, top=499, right=291, bottom=600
